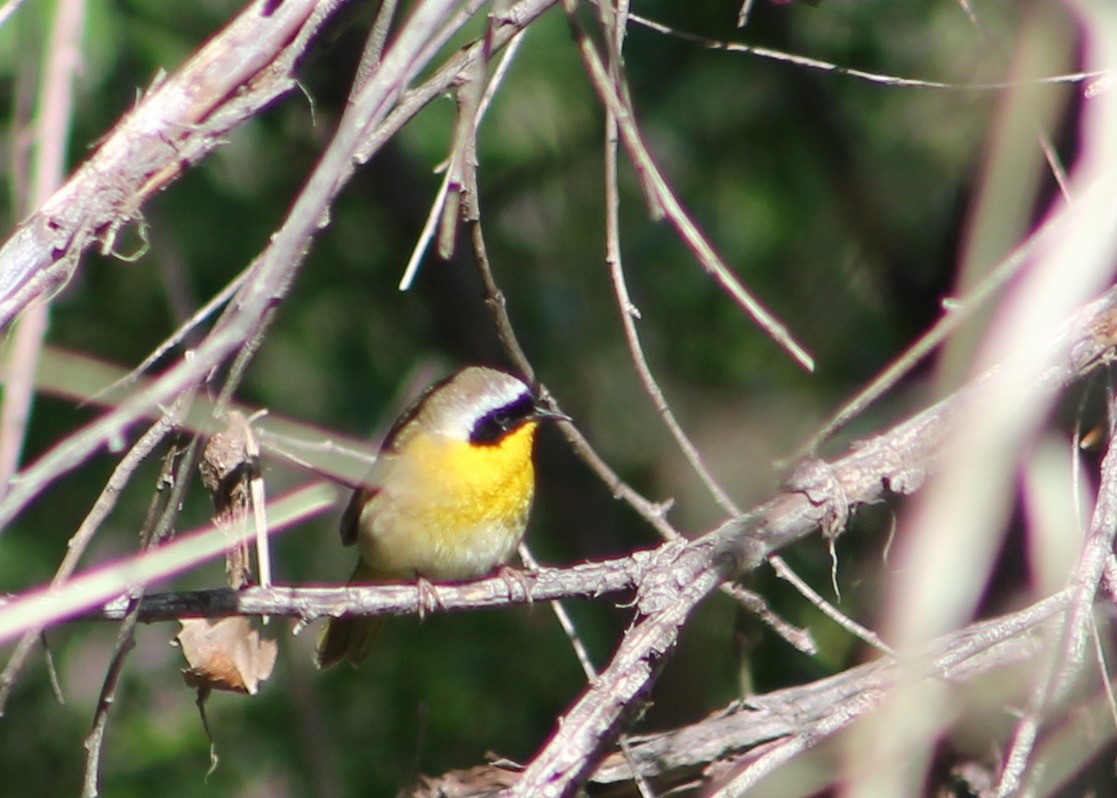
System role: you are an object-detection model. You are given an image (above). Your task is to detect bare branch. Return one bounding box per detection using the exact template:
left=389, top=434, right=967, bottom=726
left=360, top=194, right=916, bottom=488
left=0, top=0, right=349, bottom=328
left=82, top=433, right=188, bottom=798
left=0, top=0, right=472, bottom=535
left=624, top=10, right=1108, bottom=92
left=563, top=0, right=814, bottom=371
left=794, top=185, right=1082, bottom=458
left=411, top=588, right=1072, bottom=797
left=79, top=553, right=646, bottom=625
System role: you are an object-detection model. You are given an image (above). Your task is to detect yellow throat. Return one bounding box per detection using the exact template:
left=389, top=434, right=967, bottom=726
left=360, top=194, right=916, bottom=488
left=355, top=420, right=539, bottom=581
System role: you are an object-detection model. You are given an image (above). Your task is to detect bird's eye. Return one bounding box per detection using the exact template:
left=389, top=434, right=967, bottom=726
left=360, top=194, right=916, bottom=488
left=469, top=395, right=535, bottom=446
left=470, top=415, right=506, bottom=445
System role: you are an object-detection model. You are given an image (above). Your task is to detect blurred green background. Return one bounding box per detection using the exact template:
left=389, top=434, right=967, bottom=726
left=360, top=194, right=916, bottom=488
left=0, top=0, right=1084, bottom=795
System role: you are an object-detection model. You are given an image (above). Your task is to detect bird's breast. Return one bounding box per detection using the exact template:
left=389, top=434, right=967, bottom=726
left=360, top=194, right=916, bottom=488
left=356, top=423, right=539, bottom=580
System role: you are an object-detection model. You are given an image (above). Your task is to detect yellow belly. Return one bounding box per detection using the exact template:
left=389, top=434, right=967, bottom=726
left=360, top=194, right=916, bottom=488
left=355, top=423, right=538, bottom=581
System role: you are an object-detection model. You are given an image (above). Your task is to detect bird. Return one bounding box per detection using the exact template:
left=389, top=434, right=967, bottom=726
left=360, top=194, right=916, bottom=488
left=315, top=365, right=564, bottom=669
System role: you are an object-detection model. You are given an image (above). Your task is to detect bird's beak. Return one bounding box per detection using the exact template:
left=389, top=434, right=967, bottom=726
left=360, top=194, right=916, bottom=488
left=532, top=404, right=570, bottom=423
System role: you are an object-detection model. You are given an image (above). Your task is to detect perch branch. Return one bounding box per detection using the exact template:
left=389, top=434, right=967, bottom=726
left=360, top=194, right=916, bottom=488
left=11, top=286, right=1115, bottom=639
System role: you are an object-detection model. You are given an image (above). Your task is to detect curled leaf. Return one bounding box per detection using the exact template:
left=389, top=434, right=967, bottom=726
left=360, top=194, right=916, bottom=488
left=176, top=617, right=277, bottom=695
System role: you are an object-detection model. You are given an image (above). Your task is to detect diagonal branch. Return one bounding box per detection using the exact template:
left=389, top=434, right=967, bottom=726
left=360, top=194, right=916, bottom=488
left=0, top=0, right=470, bottom=536
left=412, top=587, right=1072, bottom=797
left=562, top=0, right=813, bottom=371
left=499, top=283, right=1117, bottom=798
left=0, top=0, right=349, bottom=328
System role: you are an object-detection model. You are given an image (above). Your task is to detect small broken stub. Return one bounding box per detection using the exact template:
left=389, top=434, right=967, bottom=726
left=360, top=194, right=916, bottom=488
left=785, top=458, right=850, bottom=540
left=199, top=412, right=264, bottom=589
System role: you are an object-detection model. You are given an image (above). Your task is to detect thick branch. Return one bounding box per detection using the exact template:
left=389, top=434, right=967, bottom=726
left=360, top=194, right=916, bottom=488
left=0, top=0, right=467, bottom=535
left=0, top=0, right=566, bottom=331
left=504, top=285, right=1117, bottom=798
left=0, top=0, right=349, bottom=328
left=412, top=588, right=1072, bottom=798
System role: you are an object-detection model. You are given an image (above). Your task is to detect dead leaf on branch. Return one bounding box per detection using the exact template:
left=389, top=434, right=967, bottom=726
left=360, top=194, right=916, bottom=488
left=176, top=617, right=277, bottom=696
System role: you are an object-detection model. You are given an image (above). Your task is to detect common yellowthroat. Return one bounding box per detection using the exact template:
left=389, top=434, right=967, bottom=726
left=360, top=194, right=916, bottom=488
left=316, top=366, right=563, bottom=669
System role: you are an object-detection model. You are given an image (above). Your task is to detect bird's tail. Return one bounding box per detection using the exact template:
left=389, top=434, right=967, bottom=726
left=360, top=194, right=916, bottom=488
left=315, top=562, right=385, bottom=669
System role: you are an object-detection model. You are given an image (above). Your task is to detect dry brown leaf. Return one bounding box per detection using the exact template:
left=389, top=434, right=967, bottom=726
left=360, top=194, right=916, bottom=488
left=176, top=617, right=277, bottom=695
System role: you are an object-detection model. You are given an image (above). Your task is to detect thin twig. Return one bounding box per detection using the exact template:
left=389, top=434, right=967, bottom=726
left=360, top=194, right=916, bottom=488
left=348, top=0, right=401, bottom=103
left=518, top=544, right=597, bottom=682
left=596, top=0, right=872, bottom=658
left=768, top=556, right=893, bottom=656
left=1090, top=619, right=1117, bottom=737
left=82, top=429, right=189, bottom=796
left=463, top=177, right=678, bottom=541
left=950, top=0, right=1074, bottom=208
left=563, top=0, right=813, bottom=372
left=719, top=581, right=816, bottom=656
left=84, top=412, right=210, bottom=797
left=735, top=0, right=753, bottom=28
left=398, top=27, right=526, bottom=290
left=599, top=10, right=736, bottom=521
left=350, top=0, right=557, bottom=174
left=792, top=190, right=1085, bottom=457
left=623, top=10, right=1107, bottom=92
left=84, top=266, right=249, bottom=407
left=596, top=0, right=829, bottom=660
left=82, top=607, right=141, bottom=798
